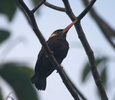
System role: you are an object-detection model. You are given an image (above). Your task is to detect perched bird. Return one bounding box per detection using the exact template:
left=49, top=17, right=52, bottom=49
left=31, top=20, right=77, bottom=90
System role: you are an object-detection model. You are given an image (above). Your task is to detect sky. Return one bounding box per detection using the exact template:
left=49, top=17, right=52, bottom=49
left=0, top=0, right=115, bottom=100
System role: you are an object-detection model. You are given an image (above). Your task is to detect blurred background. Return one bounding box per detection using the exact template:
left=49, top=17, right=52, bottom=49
left=0, top=0, right=115, bottom=100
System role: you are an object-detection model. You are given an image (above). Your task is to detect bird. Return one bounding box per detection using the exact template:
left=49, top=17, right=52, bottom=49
left=31, top=20, right=77, bottom=90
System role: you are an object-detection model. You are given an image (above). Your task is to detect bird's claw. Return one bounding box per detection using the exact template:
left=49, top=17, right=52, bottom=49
left=46, top=51, right=54, bottom=58
left=56, top=66, right=63, bottom=73
left=50, top=51, right=54, bottom=54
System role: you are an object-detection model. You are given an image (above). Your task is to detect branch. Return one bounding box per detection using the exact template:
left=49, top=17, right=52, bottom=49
left=15, top=0, right=31, bottom=25
left=31, top=0, right=46, bottom=13
left=82, top=0, right=115, bottom=49
left=78, top=0, right=96, bottom=20
left=75, top=22, right=108, bottom=100
left=16, top=0, right=80, bottom=100
left=63, top=69, right=87, bottom=100
left=62, top=0, right=76, bottom=21
left=62, top=0, right=108, bottom=99
left=5, top=92, right=14, bottom=100
left=44, top=1, right=66, bottom=12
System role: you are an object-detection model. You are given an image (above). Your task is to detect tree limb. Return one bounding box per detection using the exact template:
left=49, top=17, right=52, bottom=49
left=63, top=69, right=87, bottom=100
left=62, top=0, right=108, bottom=99
left=75, top=22, right=108, bottom=100
left=31, top=0, right=46, bottom=13
left=44, top=1, right=66, bottom=12
left=15, top=0, right=31, bottom=25
left=78, top=0, right=96, bottom=20
left=62, top=0, right=76, bottom=21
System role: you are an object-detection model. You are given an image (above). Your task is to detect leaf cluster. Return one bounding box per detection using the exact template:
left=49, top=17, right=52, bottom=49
left=0, top=63, right=38, bottom=100
left=0, top=0, right=40, bottom=100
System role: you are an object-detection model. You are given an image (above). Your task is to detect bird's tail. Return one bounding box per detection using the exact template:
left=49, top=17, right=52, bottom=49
left=31, top=74, right=46, bottom=90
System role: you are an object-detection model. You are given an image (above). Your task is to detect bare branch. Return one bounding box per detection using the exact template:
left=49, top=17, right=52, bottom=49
left=31, top=0, right=46, bottom=13
left=16, top=0, right=80, bottom=99
left=44, top=1, right=66, bottom=12
left=62, top=0, right=108, bottom=99
left=78, top=0, right=96, bottom=20
left=15, top=0, right=31, bottom=25
left=62, top=0, right=76, bottom=21
left=75, top=22, right=108, bottom=100
left=63, top=69, right=87, bottom=100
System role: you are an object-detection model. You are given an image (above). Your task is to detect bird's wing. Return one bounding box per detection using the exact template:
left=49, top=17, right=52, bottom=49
left=38, top=38, right=54, bottom=61
left=35, top=38, right=54, bottom=72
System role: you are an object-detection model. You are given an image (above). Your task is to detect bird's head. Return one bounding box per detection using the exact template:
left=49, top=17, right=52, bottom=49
left=49, top=20, right=77, bottom=39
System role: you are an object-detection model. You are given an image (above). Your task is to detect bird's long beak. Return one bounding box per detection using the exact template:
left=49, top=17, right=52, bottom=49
left=62, top=20, right=77, bottom=34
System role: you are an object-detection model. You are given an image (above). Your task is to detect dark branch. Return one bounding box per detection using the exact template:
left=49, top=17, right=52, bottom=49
left=31, top=0, right=46, bottom=13
left=78, top=0, right=96, bottom=20
left=75, top=23, right=108, bottom=100
left=44, top=1, right=66, bottom=12
left=62, top=0, right=108, bottom=99
left=63, top=69, right=87, bottom=100
left=16, top=0, right=80, bottom=100
left=62, top=0, right=76, bottom=21
left=15, top=0, right=31, bottom=25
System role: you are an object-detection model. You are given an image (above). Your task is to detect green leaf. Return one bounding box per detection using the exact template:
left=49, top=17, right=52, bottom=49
left=81, top=57, right=107, bottom=82
left=0, top=63, right=39, bottom=100
left=0, top=88, right=4, bottom=100
left=100, top=67, right=107, bottom=87
left=0, top=30, right=10, bottom=44
left=81, top=63, right=90, bottom=82
left=0, top=0, right=17, bottom=21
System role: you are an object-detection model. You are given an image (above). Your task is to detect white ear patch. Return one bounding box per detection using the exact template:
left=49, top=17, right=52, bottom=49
left=49, top=33, right=58, bottom=38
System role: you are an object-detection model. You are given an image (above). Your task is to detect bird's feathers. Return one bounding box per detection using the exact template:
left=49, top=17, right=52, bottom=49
left=31, top=30, right=69, bottom=90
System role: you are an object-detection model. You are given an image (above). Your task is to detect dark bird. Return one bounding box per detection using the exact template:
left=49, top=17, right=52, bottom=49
left=31, top=20, right=77, bottom=90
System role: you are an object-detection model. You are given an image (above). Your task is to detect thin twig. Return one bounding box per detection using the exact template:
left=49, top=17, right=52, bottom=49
left=16, top=0, right=80, bottom=99
left=5, top=92, right=14, bottom=100
left=31, top=0, right=46, bottom=13
left=62, top=0, right=108, bottom=99
left=44, top=1, right=66, bottom=12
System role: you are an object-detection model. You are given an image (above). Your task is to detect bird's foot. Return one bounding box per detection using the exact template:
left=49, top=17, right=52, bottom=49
left=46, top=51, right=54, bottom=58
left=61, top=66, right=63, bottom=69
left=56, top=66, right=63, bottom=73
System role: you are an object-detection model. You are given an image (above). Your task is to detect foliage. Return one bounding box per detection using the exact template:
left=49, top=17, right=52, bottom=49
left=0, top=0, right=17, bottom=21
left=0, top=30, right=10, bottom=44
left=81, top=57, right=108, bottom=84
left=0, top=88, right=3, bottom=100
left=0, top=0, right=40, bottom=100
left=0, top=63, right=39, bottom=100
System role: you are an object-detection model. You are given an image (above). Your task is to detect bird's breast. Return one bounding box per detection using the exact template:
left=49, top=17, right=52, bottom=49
left=50, top=37, right=69, bottom=64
